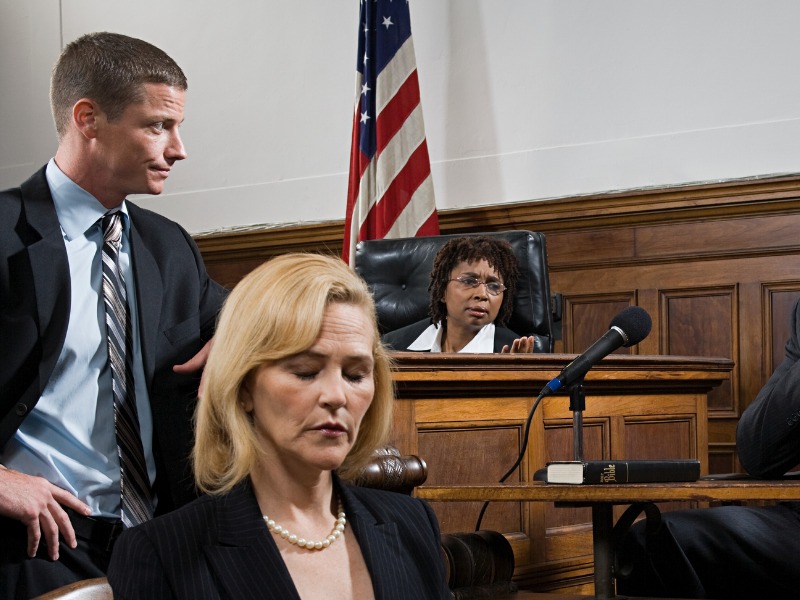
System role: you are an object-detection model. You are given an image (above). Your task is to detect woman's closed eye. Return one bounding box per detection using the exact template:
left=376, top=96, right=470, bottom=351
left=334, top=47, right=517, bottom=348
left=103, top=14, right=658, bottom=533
left=293, top=370, right=319, bottom=381
left=344, top=370, right=369, bottom=383
left=291, top=369, right=368, bottom=383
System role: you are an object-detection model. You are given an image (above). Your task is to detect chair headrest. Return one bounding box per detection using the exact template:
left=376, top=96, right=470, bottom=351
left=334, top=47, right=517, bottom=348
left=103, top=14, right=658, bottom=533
left=354, top=231, right=554, bottom=352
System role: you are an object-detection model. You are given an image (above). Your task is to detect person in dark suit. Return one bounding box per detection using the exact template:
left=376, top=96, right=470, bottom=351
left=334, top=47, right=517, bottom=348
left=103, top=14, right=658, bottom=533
left=381, top=236, right=535, bottom=353
left=107, top=253, right=451, bottom=599
left=0, top=32, right=227, bottom=597
left=616, top=298, right=800, bottom=598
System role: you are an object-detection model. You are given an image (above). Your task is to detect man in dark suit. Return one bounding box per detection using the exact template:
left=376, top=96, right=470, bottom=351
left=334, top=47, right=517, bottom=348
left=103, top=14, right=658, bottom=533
left=0, top=32, right=227, bottom=597
left=616, top=298, right=800, bottom=598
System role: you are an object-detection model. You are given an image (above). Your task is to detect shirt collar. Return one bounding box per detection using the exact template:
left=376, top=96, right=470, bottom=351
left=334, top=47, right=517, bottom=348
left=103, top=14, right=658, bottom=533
left=407, top=322, right=443, bottom=352
left=46, top=158, right=130, bottom=240
left=407, top=322, right=496, bottom=353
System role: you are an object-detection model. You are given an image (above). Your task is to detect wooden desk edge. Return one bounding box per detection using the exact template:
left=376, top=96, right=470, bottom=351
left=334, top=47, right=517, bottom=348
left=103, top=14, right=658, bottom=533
left=416, top=481, right=800, bottom=504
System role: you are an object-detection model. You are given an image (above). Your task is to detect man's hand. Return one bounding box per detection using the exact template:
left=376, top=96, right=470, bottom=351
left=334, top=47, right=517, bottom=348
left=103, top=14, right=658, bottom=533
left=0, top=467, right=91, bottom=560
left=501, top=336, right=535, bottom=354
left=173, top=338, right=214, bottom=397
left=172, top=339, right=213, bottom=375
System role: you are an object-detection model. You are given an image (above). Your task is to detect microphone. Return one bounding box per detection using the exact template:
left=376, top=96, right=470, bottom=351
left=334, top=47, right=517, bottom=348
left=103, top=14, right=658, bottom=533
left=541, top=306, right=652, bottom=396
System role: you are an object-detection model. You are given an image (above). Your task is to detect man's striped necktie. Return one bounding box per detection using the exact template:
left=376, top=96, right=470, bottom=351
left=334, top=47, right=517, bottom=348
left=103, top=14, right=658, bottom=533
left=101, top=212, right=153, bottom=527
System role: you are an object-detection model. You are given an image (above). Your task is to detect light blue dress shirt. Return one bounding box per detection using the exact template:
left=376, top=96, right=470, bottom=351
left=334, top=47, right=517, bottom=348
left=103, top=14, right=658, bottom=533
left=0, top=159, right=157, bottom=519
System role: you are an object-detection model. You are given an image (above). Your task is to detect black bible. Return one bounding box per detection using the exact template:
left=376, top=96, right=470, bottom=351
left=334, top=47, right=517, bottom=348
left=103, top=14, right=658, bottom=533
left=544, top=459, right=701, bottom=484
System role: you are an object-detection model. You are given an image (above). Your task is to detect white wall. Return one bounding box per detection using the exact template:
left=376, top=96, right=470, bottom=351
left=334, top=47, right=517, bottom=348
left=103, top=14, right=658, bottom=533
left=2, top=1, right=799, bottom=234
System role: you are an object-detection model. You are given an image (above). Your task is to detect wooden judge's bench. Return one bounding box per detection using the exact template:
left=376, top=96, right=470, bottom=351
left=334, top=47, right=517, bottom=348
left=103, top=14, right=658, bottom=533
left=388, top=352, right=732, bottom=595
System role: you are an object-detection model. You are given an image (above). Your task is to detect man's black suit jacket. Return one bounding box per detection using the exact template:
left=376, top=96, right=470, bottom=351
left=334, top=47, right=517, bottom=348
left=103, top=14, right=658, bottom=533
left=0, top=167, right=228, bottom=512
left=108, top=476, right=450, bottom=599
left=737, top=297, right=800, bottom=478
left=381, top=318, right=520, bottom=352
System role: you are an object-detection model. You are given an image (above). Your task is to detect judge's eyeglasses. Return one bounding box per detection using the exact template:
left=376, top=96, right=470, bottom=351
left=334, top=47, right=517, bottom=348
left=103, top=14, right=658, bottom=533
left=448, top=275, right=506, bottom=296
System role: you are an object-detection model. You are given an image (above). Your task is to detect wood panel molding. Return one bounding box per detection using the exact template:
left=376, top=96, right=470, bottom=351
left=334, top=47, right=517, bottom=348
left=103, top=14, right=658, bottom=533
left=194, top=174, right=800, bottom=279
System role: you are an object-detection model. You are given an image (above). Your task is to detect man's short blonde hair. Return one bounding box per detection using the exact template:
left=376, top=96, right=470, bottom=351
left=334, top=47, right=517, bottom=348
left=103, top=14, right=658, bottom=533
left=193, top=253, right=394, bottom=494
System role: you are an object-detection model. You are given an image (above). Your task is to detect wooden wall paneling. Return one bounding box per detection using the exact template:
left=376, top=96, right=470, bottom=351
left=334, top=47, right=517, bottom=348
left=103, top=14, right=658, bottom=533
left=196, top=222, right=345, bottom=289
left=195, top=178, right=800, bottom=290
left=737, top=282, right=764, bottom=431
left=542, top=392, right=708, bottom=472
left=418, top=424, right=524, bottom=534
left=709, top=447, right=738, bottom=475
left=193, top=176, right=800, bottom=546
left=389, top=390, right=417, bottom=456
left=204, top=257, right=265, bottom=290
left=764, top=283, right=800, bottom=376
left=660, top=287, right=737, bottom=415
left=443, top=177, right=800, bottom=234
left=542, top=417, right=609, bottom=464
left=550, top=256, right=800, bottom=296
left=635, top=288, right=661, bottom=356
left=416, top=398, right=539, bottom=585
left=763, top=285, right=800, bottom=475
left=620, top=413, right=701, bottom=514
left=411, top=392, right=534, bottom=558
left=621, top=416, right=696, bottom=461
left=561, top=294, right=636, bottom=354
left=632, top=213, right=800, bottom=262
left=539, top=206, right=800, bottom=274
left=548, top=252, right=800, bottom=472
left=707, top=418, right=741, bottom=474
left=543, top=229, right=636, bottom=266
left=390, top=353, right=728, bottom=593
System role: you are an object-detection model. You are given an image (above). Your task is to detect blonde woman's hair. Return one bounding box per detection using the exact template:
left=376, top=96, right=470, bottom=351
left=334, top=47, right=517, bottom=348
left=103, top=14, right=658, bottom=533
left=193, top=253, right=394, bottom=494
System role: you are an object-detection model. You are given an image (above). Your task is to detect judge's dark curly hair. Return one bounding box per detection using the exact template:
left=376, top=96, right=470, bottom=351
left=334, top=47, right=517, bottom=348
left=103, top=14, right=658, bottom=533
left=428, top=236, right=519, bottom=327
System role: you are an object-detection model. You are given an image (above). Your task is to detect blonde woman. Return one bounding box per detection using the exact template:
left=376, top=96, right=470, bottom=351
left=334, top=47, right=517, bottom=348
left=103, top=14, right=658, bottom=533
left=108, top=254, right=449, bottom=599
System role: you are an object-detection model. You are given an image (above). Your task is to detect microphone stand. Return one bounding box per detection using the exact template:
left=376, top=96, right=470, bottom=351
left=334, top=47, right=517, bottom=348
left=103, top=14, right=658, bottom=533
left=568, top=381, right=586, bottom=462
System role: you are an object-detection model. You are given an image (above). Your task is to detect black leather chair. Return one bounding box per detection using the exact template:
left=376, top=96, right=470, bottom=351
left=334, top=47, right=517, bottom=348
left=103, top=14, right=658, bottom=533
left=354, top=230, right=555, bottom=353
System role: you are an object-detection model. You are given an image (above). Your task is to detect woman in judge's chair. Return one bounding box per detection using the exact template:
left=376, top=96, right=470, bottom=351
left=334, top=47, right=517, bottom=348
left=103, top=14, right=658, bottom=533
left=382, top=236, right=536, bottom=353
left=107, top=254, right=450, bottom=600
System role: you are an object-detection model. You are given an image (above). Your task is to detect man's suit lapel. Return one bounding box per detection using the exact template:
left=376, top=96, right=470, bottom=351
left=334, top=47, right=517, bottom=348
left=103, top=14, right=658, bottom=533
left=127, top=208, right=162, bottom=383
left=19, top=169, right=71, bottom=389
left=203, top=480, right=302, bottom=600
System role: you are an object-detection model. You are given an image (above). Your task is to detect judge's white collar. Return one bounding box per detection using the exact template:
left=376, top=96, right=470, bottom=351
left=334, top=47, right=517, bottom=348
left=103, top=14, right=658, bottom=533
left=407, top=322, right=496, bottom=353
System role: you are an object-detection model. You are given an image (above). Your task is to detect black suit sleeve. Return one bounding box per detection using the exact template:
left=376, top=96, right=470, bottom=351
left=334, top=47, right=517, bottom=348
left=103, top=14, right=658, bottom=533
left=176, top=223, right=227, bottom=342
left=737, top=298, right=800, bottom=478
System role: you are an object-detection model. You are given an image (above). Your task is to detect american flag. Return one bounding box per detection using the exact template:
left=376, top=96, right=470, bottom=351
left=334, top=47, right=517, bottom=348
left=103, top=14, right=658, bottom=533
left=343, top=0, right=439, bottom=266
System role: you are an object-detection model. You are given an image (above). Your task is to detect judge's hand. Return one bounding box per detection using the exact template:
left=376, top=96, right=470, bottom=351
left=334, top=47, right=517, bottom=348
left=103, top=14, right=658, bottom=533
left=501, top=336, right=535, bottom=354
left=0, top=466, right=91, bottom=560
left=173, top=338, right=214, bottom=396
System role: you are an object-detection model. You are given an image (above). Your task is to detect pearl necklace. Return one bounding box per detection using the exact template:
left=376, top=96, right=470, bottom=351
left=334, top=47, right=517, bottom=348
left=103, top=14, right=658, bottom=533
left=263, top=500, right=346, bottom=551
